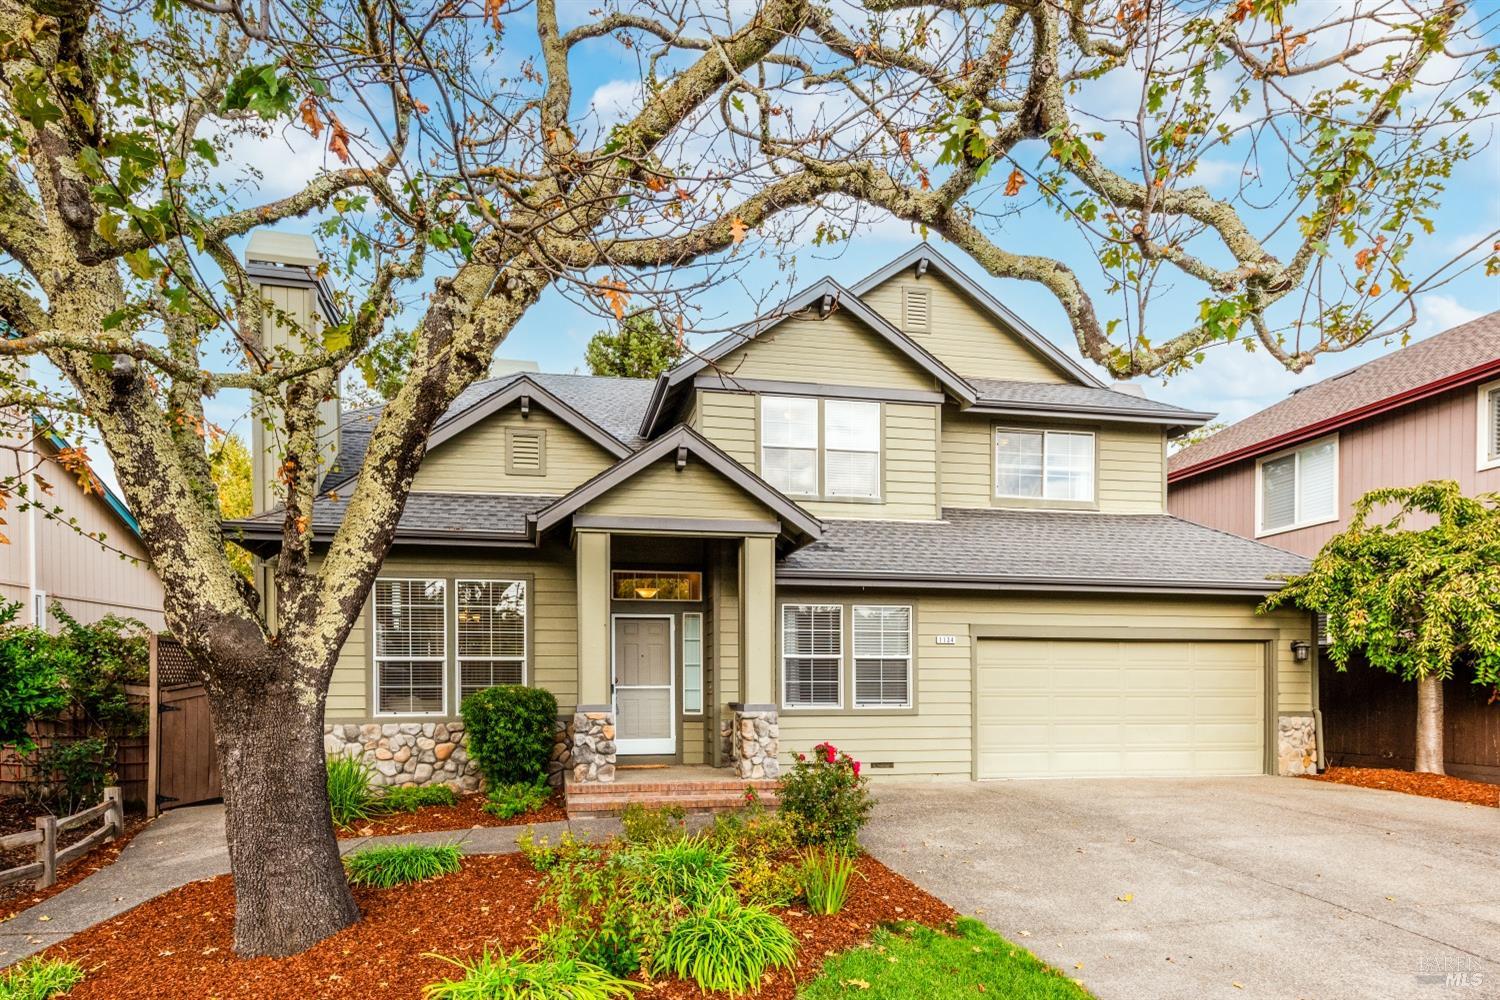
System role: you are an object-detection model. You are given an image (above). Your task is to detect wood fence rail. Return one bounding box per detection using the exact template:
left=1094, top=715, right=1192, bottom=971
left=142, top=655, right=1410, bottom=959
left=0, top=787, right=123, bottom=891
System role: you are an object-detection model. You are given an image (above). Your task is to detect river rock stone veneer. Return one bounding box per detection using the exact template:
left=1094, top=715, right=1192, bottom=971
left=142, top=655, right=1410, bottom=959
left=323, top=722, right=480, bottom=790
left=730, top=704, right=779, bottom=780
left=570, top=707, right=617, bottom=784
left=1276, top=714, right=1318, bottom=776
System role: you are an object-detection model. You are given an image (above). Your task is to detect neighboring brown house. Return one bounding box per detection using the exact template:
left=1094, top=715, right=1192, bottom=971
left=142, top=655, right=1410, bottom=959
left=1168, top=311, right=1500, bottom=780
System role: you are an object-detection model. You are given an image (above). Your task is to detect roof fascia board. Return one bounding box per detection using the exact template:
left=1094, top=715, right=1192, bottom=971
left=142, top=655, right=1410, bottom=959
left=849, top=243, right=1106, bottom=389
left=533, top=424, right=823, bottom=539
left=693, top=376, right=946, bottom=405
left=34, top=419, right=143, bottom=538
left=963, top=402, right=1214, bottom=428
left=775, top=571, right=1286, bottom=596
left=429, top=376, right=632, bottom=459
left=1169, top=356, right=1500, bottom=483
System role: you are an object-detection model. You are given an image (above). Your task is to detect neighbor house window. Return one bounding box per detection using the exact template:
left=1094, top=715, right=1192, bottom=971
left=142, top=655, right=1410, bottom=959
left=782, top=604, right=842, bottom=708
left=373, top=578, right=447, bottom=715
left=1480, top=380, right=1500, bottom=470
left=994, top=429, right=1095, bottom=502
left=1258, top=435, right=1337, bottom=535
left=682, top=613, right=704, bottom=714
left=853, top=605, right=912, bottom=708
left=761, top=396, right=880, bottom=499
left=456, top=579, right=527, bottom=702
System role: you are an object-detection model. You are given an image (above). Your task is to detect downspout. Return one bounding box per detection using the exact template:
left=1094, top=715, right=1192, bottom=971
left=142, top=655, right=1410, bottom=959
left=1311, top=612, right=1326, bottom=771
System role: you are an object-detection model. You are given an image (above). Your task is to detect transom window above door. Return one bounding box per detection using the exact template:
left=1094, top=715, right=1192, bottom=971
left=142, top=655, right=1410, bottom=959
left=993, top=428, right=1095, bottom=503
left=1258, top=435, right=1337, bottom=535
left=761, top=396, right=880, bottom=500
left=612, top=571, right=702, bottom=601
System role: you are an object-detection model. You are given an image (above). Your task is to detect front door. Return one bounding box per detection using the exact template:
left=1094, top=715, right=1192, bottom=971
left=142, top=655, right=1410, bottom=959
left=613, top=616, right=675, bottom=755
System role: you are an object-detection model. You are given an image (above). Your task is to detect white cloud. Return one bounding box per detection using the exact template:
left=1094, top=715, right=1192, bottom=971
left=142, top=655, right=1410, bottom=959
left=1415, top=293, right=1485, bottom=336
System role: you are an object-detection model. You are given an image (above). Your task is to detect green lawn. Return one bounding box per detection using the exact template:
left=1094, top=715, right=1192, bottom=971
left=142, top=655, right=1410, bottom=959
left=800, top=918, right=1094, bottom=1000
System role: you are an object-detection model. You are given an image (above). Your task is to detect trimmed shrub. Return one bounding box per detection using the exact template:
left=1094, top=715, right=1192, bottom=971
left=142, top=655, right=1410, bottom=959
left=652, top=894, right=797, bottom=995
left=777, top=742, right=873, bottom=850
left=0, top=957, right=84, bottom=1000
left=484, top=780, right=551, bottom=818
left=382, top=784, right=457, bottom=812
left=344, top=843, right=463, bottom=888
left=460, top=685, right=557, bottom=786
left=326, top=754, right=383, bottom=828
left=423, top=946, right=641, bottom=1000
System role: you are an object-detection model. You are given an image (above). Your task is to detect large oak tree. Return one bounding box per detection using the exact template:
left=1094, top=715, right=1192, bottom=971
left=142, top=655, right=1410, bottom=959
left=0, top=0, right=1495, bottom=957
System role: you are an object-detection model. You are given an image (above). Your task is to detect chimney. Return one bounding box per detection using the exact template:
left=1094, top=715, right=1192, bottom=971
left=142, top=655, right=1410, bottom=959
left=244, top=230, right=341, bottom=515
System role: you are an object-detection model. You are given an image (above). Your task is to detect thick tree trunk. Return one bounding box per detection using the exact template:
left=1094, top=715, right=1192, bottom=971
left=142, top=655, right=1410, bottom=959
left=211, top=673, right=358, bottom=956
left=1414, top=673, right=1445, bottom=776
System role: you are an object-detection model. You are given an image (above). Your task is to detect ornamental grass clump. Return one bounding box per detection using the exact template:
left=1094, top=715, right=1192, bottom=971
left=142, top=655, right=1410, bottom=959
left=484, top=779, right=551, bottom=818
left=652, top=894, right=798, bottom=995
left=382, top=784, right=457, bottom=812
left=343, top=843, right=463, bottom=888
left=326, top=753, right=385, bottom=828
left=777, top=742, right=873, bottom=850
left=422, top=946, right=642, bottom=1000
left=626, top=836, right=736, bottom=909
left=801, top=847, right=859, bottom=915
left=0, top=958, right=83, bottom=1000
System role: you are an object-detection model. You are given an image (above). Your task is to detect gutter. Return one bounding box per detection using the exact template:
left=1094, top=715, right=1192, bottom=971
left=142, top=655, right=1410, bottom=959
left=1170, top=357, right=1500, bottom=483
left=774, top=570, right=1289, bottom=597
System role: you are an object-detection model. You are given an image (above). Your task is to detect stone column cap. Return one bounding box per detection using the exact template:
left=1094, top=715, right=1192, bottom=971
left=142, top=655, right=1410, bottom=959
left=574, top=704, right=615, bottom=714
left=729, top=703, right=778, bottom=713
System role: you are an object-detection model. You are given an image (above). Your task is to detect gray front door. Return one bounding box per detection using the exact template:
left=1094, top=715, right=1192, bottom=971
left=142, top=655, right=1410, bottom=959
left=613, top=616, right=675, bottom=755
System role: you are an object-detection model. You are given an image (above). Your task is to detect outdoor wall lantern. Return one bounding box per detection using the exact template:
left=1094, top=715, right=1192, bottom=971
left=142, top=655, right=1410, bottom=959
left=1290, top=640, right=1311, bottom=662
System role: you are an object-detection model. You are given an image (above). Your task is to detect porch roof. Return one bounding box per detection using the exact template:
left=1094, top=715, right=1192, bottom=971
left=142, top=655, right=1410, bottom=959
left=225, top=491, right=552, bottom=552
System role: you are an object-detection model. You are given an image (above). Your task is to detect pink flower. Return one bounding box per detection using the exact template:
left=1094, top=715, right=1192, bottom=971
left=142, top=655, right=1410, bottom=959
left=797, top=753, right=806, bottom=762
left=852, top=760, right=861, bottom=777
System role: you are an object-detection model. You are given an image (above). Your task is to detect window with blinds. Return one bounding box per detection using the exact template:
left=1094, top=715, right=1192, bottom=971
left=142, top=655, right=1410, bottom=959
left=782, top=604, right=842, bottom=708
left=456, top=579, right=527, bottom=702
left=761, top=395, right=819, bottom=496
left=1259, top=435, right=1338, bottom=534
left=1483, top=383, right=1500, bottom=467
left=853, top=605, right=911, bottom=708
left=761, top=396, right=880, bottom=500
left=994, top=429, right=1095, bottom=502
left=506, top=428, right=546, bottom=476
left=902, top=286, right=931, bottom=334
left=824, top=400, right=880, bottom=498
left=374, top=579, right=447, bottom=715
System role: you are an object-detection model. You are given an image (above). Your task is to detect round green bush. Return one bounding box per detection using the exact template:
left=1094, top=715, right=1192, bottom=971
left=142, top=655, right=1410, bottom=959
left=460, top=684, right=558, bottom=786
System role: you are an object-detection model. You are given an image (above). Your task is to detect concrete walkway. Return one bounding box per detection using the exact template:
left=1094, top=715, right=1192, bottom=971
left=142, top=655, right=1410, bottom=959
left=0, top=805, right=620, bottom=965
left=864, top=777, right=1500, bottom=1000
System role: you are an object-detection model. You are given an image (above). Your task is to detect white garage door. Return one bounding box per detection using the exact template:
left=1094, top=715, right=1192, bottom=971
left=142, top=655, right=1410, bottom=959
left=975, top=638, right=1266, bottom=779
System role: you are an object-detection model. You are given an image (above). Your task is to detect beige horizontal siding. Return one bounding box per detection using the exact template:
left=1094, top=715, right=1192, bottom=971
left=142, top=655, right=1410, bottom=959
left=413, top=407, right=615, bottom=495
left=718, top=311, right=939, bottom=391
left=860, top=272, right=1070, bottom=384
left=583, top=457, right=771, bottom=521
left=941, top=409, right=1167, bottom=513
left=774, top=588, right=1312, bottom=779
left=698, top=392, right=757, bottom=466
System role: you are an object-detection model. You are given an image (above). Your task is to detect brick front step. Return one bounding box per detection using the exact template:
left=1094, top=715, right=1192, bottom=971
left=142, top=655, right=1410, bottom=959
left=565, top=778, right=779, bottom=817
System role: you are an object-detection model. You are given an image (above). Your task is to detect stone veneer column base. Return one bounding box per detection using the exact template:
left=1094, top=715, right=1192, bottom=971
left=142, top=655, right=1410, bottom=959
left=729, top=703, right=779, bottom=779
left=547, top=716, right=575, bottom=788
left=570, top=706, right=617, bottom=783
left=324, top=722, right=479, bottom=790
left=1276, top=713, right=1318, bottom=776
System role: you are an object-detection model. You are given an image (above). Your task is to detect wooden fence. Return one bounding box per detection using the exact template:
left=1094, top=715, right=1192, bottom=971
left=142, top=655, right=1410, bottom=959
left=0, top=787, right=123, bottom=891
left=0, top=687, right=150, bottom=807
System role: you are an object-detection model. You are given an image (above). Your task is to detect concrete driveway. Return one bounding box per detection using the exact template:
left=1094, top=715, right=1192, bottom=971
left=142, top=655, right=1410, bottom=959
left=864, top=777, right=1500, bottom=1000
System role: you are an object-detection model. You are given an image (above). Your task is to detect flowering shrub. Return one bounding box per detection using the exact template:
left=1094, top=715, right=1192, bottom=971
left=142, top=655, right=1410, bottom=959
left=776, top=742, right=873, bottom=851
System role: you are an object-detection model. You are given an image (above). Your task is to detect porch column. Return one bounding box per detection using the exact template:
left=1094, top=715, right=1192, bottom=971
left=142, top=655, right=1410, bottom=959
left=739, top=535, right=777, bottom=705
left=575, top=529, right=612, bottom=705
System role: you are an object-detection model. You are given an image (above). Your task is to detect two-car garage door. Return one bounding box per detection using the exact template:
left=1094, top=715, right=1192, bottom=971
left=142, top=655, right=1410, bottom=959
left=974, top=638, right=1267, bottom=779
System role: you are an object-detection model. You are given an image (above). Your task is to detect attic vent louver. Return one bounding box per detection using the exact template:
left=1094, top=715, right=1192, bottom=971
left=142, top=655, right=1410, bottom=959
left=506, top=427, right=546, bottom=476
left=902, top=286, right=931, bottom=335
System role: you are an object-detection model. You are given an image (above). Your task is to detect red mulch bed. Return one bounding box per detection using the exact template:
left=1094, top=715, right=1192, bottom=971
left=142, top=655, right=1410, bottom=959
left=1303, top=766, right=1500, bottom=808
left=335, top=791, right=566, bottom=839
left=0, top=798, right=152, bottom=920
left=42, top=853, right=954, bottom=999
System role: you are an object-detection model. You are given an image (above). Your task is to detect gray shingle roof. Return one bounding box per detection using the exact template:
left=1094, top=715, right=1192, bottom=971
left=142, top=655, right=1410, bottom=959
left=777, top=507, right=1308, bottom=591
left=967, top=378, right=1212, bottom=424
left=322, top=372, right=656, bottom=491
left=230, top=491, right=555, bottom=540
left=1170, top=310, right=1500, bottom=476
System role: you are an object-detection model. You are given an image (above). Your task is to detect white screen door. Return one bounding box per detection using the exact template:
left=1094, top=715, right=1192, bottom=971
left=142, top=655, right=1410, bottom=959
left=613, top=616, right=675, bottom=755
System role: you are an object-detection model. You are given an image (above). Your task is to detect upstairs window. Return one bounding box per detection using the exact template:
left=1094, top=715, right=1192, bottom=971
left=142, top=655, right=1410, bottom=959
left=761, top=396, right=880, bottom=500
left=994, top=429, right=1095, bottom=502
left=373, top=579, right=447, bottom=715
left=1481, top=380, right=1500, bottom=470
left=1258, top=436, right=1337, bottom=535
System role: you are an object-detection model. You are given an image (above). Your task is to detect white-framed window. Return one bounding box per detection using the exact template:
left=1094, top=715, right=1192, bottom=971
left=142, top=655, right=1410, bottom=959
left=1257, top=434, right=1338, bottom=536
left=1479, top=379, right=1500, bottom=471
left=994, top=428, right=1095, bottom=502
left=824, top=399, right=880, bottom=498
left=455, top=579, right=527, bottom=703
left=781, top=604, right=842, bottom=709
left=761, top=396, right=880, bottom=499
left=682, top=612, right=704, bottom=715
left=761, top=396, right=819, bottom=496
left=852, top=605, right=912, bottom=708
left=373, top=578, right=447, bottom=715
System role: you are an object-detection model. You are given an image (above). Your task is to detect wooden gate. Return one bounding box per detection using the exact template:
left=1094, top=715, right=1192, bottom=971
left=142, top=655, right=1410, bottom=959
left=150, top=635, right=221, bottom=811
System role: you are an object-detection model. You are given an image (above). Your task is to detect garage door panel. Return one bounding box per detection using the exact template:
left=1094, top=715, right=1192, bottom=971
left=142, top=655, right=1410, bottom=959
left=976, top=638, right=1265, bottom=779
